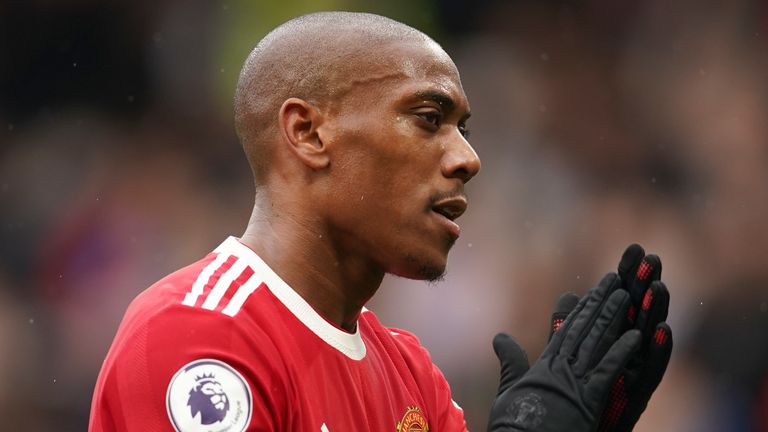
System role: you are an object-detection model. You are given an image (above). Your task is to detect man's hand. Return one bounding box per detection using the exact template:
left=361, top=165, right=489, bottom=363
left=598, top=245, right=673, bottom=432
left=545, top=244, right=674, bottom=432
left=491, top=293, right=581, bottom=414
left=488, top=273, right=641, bottom=432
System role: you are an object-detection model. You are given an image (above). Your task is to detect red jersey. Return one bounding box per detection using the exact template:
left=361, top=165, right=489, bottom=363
left=90, top=237, right=467, bottom=431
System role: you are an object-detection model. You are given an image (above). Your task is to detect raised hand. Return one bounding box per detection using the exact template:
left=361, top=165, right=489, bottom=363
left=598, top=245, right=672, bottom=432
left=544, top=244, right=674, bottom=432
left=488, top=274, right=640, bottom=432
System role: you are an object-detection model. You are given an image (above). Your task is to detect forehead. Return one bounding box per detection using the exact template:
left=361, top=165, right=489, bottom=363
left=386, top=39, right=460, bottom=80
left=337, top=39, right=468, bottom=110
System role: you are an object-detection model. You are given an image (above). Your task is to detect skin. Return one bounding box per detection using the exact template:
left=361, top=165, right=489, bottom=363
left=237, top=15, right=481, bottom=332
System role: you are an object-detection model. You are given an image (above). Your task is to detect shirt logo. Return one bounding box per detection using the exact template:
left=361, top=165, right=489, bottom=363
left=188, top=373, right=229, bottom=425
left=396, top=406, right=429, bottom=432
left=166, top=359, right=252, bottom=432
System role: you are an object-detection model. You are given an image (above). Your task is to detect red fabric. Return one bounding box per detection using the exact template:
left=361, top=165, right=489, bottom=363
left=627, top=304, right=637, bottom=323
left=89, top=241, right=466, bottom=432
left=552, top=318, right=564, bottom=334
left=636, top=261, right=652, bottom=281
left=642, top=290, right=653, bottom=311
left=598, top=375, right=627, bottom=432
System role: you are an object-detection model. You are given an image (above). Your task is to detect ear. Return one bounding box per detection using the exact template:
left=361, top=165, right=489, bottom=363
left=278, top=97, right=329, bottom=170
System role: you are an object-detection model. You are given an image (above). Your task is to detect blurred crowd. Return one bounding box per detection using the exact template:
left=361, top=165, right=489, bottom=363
left=2, top=1, right=767, bottom=430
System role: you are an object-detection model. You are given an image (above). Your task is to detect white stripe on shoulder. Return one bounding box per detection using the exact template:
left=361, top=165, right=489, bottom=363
left=180, top=241, right=262, bottom=317
left=214, top=236, right=367, bottom=361
left=181, top=252, right=231, bottom=307
left=222, top=277, right=262, bottom=317
left=201, top=258, right=249, bottom=310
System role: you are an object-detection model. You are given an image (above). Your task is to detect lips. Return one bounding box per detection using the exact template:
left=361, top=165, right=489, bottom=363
left=431, top=197, right=467, bottom=221
left=431, top=196, right=467, bottom=238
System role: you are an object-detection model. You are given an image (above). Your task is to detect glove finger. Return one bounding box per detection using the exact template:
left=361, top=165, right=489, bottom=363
left=618, top=243, right=645, bottom=286
left=635, top=281, right=670, bottom=350
left=605, top=323, right=673, bottom=431
left=597, top=372, right=629, bottom=432
left=622, top=254, right=661, bottom=327
left=628, top=254, right=662, bottom=307
left=549, top=292, right=580, bottom=342
left=585, top=329, right=642, bottom=407
left=559, top=273, right=621, bottom=355
left=634, top=322, right=673, bottom=402
left=492, top=333, right=530, bottom=395
left=544, top=292, right=588, bottom=357
left=573, top=290, right=631, bottom=377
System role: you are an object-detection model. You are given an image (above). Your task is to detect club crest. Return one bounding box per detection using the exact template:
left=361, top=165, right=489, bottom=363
left=396, top=406, right=429, bottom=432
left=166, top=359, right=252, bottom=432
left=507, top=392, right=546, bottom=429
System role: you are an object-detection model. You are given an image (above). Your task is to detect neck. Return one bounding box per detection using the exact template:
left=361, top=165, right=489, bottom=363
left=240, top=192, right=383, bottom=332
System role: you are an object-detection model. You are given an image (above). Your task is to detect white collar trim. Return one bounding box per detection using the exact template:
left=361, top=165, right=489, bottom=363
left=215, top=237, right=367, bottom=361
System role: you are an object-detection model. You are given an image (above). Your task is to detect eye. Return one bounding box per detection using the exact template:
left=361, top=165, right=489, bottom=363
left=458, top=123, right=471, bottom=139
left=416, top=110, right=443, bottom=128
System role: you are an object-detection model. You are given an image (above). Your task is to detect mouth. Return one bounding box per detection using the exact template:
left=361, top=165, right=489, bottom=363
left=431, top=196, right=467, bottom=238
left=431, top=196, right=467, bottom=221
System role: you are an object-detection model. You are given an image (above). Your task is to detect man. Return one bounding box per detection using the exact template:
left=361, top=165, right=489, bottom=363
left=89, top=12, right=672, bottom=431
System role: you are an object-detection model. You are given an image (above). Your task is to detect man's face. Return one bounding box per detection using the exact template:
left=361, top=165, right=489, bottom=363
left=319, top=40, right=481, bottom=281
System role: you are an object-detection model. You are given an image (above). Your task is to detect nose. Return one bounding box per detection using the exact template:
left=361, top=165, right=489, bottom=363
left=441, top=132, right=481, bottom=183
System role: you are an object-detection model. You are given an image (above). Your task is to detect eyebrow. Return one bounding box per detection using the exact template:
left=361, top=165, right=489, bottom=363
left=412, top=90, right=472, bottom=121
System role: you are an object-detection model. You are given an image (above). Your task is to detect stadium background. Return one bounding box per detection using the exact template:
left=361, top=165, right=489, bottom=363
left=2, top=0, right=768, bottom=430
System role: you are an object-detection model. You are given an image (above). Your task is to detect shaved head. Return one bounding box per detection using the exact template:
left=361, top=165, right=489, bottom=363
left=234, top=12, right=442, bottom=182
left=234, top=11, right=479, bottom=288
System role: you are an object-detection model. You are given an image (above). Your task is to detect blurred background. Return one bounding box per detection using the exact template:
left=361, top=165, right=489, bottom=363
left=2, top=0, right=768, bottom=430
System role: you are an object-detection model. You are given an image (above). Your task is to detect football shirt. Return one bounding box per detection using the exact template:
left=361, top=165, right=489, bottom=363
left=90, top=237, right=467, bottom=431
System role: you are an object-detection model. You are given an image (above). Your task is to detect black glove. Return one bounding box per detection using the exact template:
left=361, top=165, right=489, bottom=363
left=597, top=245, right=673, bottom=432
left=547, top=245, right=674, bottom=432
left=488, top=273, right=641, bottom=432
left=548, top=292, right=580, bottom=340
left=494, top=292, right=581, bottom=397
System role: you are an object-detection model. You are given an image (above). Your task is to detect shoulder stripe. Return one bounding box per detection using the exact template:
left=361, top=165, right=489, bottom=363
left=222, top=278, right=264, bottom=317
left=201, top=258, right=250, bottom=310
left=181, top=252, right=263, bottom=317
left=216, top=265, right=256, bottom=313
left=201, top=237, right=366, bottom=359
left=181, top=253, right=234, bottom=307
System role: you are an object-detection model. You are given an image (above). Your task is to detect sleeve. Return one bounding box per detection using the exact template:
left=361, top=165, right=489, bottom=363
left=388, top=327, right=468, bottom=432
left=429, top=360, right=469, bottom=432
left=90, top=306, right=289, bottom=432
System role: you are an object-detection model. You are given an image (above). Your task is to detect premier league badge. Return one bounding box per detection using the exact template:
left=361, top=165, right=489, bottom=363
left=166, top=359, right=252, bottom=432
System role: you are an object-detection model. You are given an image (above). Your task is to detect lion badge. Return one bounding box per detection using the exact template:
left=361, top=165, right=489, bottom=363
left=166, top=359, right=252, bottom=432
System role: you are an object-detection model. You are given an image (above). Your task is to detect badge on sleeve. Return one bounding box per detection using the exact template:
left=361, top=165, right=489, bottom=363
left=166, top=359, right=252, bottom=432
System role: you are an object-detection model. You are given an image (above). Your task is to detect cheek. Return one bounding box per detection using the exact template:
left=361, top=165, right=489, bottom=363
left=334, top=160, right=429, bottom=222
left=323, top=114, right=439, bottom=230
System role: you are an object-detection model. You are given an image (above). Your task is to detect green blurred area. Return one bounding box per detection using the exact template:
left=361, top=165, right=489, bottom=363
left=214, top=0, right=440, bottom=112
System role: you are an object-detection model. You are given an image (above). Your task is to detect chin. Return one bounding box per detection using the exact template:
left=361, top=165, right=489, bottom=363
left=391, top=253, right=447, bottom=282
left=416, top=264, right=447, bottom=283
left=385, top=234, right=455, bottom=282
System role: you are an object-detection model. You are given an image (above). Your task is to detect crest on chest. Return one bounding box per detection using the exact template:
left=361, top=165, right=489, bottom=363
left=396, top=406, right=429, bottom=432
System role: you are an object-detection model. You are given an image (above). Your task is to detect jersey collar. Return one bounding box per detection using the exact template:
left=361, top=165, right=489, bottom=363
left=215, top=237, right=367, bottom=361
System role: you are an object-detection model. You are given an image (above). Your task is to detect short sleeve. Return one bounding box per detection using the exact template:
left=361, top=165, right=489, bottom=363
left=386, top=327, right=468, bottom=432
left=430, top=361, right=469, bottom=432
left=90, top=306, right=288, bottom=432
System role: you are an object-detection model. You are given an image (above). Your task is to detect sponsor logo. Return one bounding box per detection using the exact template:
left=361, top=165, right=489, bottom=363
left=396, top=406, right=429, bottom=432
left=166, top=359, right=252, bottom=432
